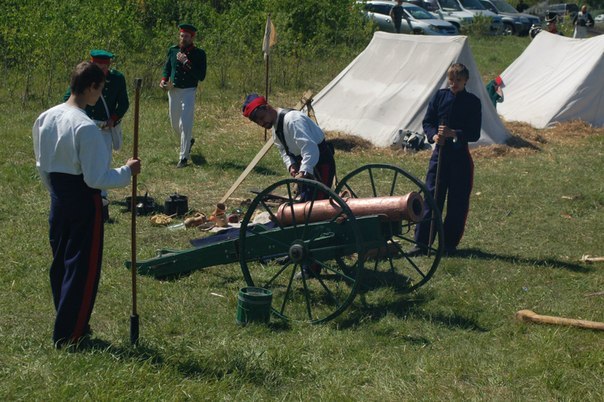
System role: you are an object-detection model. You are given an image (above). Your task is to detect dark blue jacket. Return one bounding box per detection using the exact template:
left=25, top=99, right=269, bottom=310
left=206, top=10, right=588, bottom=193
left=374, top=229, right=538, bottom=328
left=422, top=88, right=481, bottom=151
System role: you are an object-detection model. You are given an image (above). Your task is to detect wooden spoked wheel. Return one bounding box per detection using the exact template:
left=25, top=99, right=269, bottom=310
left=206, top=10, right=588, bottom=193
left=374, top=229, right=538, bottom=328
left=334, top=164, right=443, bottom=293
left=239, top=178, right=366, bottom=324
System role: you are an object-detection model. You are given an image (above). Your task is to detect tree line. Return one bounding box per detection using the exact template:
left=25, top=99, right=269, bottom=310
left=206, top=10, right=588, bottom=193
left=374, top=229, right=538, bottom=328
left=0, top=0, right=371, bottom=104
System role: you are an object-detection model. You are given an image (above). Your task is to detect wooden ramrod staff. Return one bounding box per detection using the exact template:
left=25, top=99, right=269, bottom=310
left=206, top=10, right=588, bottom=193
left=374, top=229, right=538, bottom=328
left=130, top=78, right=142, bottom=345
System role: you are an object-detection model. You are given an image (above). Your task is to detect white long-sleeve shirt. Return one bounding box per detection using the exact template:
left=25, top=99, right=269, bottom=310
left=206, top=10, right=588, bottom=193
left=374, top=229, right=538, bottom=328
left=272, top=109, right=325, bottom=174
left=33, top=103, right=131, bottom=192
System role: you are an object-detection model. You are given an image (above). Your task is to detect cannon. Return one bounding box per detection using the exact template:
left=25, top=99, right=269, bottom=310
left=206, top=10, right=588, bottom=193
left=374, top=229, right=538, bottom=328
left=126, top=164, right=443, bottom=324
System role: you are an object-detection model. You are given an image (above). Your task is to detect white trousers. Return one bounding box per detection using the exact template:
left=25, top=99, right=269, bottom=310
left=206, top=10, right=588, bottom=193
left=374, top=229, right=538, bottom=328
left=168, top=87, right=197, bottom=160
left=573, top=26, right=588, bottom=38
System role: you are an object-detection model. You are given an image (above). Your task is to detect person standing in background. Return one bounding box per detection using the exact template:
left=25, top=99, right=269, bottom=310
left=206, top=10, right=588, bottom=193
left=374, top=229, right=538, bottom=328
left=516, top=0, right=528, bottom=13
left=160, top=23, right=207, bottom=168
left=544, top=12, right=562, bottom=34
left=390, top=0, right=412, bottom=33
left=63, top=50, right=129, bottom=221
left=485, top=76, right=504, bottom=108
left=573, top=5, right=594, bottom=38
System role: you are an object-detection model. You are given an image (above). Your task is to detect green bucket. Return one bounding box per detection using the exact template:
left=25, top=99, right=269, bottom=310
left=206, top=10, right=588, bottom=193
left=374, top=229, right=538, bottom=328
left=236, top=287, right=272, bottom=325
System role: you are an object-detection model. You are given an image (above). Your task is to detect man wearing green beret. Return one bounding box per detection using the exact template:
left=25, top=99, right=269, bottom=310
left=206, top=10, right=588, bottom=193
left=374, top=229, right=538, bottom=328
left=159, top=23, right=207, bottom=168
left=63, top=49, right=129, bottom=221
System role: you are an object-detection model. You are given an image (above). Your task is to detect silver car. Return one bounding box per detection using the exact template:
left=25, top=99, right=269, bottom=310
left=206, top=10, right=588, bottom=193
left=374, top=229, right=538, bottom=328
left=360, top=1, right=459, bottom=35
left=479, top=0, right=540, bottom=35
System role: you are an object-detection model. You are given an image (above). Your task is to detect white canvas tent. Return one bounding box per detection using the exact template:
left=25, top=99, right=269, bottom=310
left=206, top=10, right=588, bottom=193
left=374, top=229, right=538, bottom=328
left=498, top=31, right=604, bottom=128
left=312, top=32, right=510, bottom=148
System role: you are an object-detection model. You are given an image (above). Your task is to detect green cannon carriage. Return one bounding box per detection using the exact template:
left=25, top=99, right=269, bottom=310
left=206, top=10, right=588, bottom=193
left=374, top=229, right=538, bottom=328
left=126, top=164, right=444, bottom=324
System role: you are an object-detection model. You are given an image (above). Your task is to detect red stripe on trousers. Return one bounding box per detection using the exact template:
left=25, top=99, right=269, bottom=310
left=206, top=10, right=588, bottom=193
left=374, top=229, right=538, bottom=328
left=457, top=149, right=474, bottom=244
left=73, top=194, right=103, bottom=339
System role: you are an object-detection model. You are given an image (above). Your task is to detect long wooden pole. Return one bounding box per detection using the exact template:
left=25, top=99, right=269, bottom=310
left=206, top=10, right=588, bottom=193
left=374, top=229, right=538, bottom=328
left=264, top=53, right=270, bottom=142
left=130, top=78, right=142, bottom=346
left=219, top=137, right=274, bottom=204
left=428, top=120, right=446, bottom=256
left=427, top=146, right=443, bottom=255
left=516, top=310, right=604, bottom=331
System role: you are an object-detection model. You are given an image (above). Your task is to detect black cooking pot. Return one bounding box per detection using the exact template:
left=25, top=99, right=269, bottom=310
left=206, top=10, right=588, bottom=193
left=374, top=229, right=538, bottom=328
left=125, top=193, right=156, bottom=215
left=164, top=193, right=188, bottom=216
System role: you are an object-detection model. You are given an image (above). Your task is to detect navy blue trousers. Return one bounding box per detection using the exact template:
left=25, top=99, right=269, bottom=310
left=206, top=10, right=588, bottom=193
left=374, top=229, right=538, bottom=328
left=299, top=141, right=336, bottom=201
left=48, top=173, right=104, bottom=344
left=414, top=145, right=474, bottom=250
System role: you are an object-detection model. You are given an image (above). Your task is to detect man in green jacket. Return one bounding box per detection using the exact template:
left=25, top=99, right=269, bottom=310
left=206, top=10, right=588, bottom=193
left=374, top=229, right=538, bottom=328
left=160, top=23, right=207, bottom=168
left=64, top=50, right=129, bottom=148
left=63, top=49, right=129, bottom=221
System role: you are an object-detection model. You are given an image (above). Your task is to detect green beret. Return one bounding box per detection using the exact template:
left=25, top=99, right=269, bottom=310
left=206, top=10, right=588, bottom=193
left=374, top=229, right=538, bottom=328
left=178, top=23, right=198, bottom=33
left=90, top=49, right=114, bottom=59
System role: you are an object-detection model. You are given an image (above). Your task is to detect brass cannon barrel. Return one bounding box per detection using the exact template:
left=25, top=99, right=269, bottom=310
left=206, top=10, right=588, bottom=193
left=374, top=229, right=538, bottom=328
left=276, top=192, right=424, bottom=226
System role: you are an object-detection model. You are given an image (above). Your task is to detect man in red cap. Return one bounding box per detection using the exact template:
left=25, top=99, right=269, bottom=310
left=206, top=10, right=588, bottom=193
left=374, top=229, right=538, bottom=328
left=160, top=23, right=207, bottom=168
left=242, top=93, right=336, bottom=201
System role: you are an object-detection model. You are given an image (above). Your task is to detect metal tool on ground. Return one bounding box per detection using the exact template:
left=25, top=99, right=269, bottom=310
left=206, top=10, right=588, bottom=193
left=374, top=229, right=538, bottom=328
left=516, top=309, right=604, bottom=331
left=129, top=78, right=142, bottom=346
left=126, top=164, right=443, bottom=324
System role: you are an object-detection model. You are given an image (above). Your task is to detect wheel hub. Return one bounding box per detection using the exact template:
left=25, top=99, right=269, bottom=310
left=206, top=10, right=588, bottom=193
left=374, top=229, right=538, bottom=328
left=288, top=242, right=306, bottom=263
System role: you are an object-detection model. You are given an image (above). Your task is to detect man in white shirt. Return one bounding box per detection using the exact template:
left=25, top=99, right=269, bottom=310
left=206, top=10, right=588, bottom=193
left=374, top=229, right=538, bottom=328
left=33, top=61, right=141, bottom=348
left=241, top=93, right=336, bottom=201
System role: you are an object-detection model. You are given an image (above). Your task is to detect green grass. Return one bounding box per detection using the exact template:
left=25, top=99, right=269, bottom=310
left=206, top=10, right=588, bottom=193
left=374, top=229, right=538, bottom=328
left=1, top=35, right=603, bottom=400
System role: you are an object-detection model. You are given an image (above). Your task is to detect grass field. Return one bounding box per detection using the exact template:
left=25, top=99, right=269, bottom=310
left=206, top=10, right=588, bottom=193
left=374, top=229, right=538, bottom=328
left=0, top=35, right=603, bottom=400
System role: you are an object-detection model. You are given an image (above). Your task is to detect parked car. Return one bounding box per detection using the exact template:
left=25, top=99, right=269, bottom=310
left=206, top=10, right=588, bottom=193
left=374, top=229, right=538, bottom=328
left=404, top=3, right=459, bottom=34
left=359, top=1, right=459, bottom=35
left=433, top=0, right=504, bottom=34
left=595, top=14, right=604, bottom=23
left=547, top=3, right=579, bottom=19
left=479, top=0, right=540, bottom=35
left=528, top=3, right=578, bottom=22
left=408, top=0, right=468, bottom=29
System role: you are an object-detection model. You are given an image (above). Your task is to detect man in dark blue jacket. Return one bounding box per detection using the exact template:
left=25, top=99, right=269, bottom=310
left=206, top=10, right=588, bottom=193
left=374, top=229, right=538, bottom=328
left=412, top=63, right=482, bottom=256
